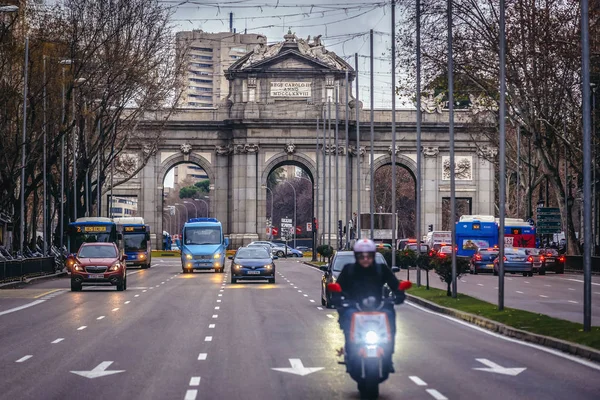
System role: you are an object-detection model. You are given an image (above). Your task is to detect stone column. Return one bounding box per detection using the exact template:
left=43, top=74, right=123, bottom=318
left=476, top=146, right=497, bottom=215
left=214, top=145, right=233, bottom=235
left=422, top=146, right=440, bottom=231
left=139, top=151, right=160, bottom=249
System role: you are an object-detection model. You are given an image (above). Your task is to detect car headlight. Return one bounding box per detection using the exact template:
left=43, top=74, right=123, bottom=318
left=213, top=253, right=221, bottom=259
left=185, top=253, right=193, bottom=260
left=73, top=263, right=84, bottom=271
left=365, top=330, right=379, bottom=345
left=264, top=264, right=273, bottom=269
left=139, top=253, right=146, bottom=260
left=234, top=264, right=242, bottom=269
left=108, top=262, right=121, bottom=271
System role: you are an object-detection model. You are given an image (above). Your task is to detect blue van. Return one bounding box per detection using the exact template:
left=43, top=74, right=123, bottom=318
left=180, top=218, right=229, bottom=273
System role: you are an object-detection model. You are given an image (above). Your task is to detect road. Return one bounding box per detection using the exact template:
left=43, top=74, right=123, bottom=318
left=409, top=269, right=600, bottom=324
left=0, top=258, right=598, bottom=400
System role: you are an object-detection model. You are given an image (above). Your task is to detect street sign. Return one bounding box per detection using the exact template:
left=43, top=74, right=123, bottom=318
left=272, top=227, right=279, bottom=236
left=536, top=207, right=562, bottom=234
left=296, top=226, right=302, bottom=234
left=281, top=217, right=293, bottom=224
left=306, top=222, right=312, bottom=232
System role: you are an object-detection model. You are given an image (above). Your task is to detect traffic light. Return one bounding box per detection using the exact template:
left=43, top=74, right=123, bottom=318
left=338, top=220, right=343, bottom=235
left=428, top=224, right=433, bottom=232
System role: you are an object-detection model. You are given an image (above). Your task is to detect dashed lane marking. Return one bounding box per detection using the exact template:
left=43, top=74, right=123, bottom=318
left=303, top=294, right=308, bottom=297
left=568, top=288, right=575, bottom=291
left=545, top=284, right=552, bottom=287
left=217, top=300, right=221, bottom=303
left=539, top=295, right=549, bottom=298
left=142, top=290, right=147, bottom=293
left=524, top=281, right=530, bottom=284
left=124, top=301, right=131, bottom=304
left=209, top=324, right=215, bottom=328
left=218, top=294, right=222, bottom=297
left=16, top=355, right=32, bottom=363
left=184, top=389, right=198, bottom=400
left=97, top=316, right=105, bottom=320
left=215, top=307, right=220, bottom=310
left=309, top=299, right=314, bottom=302
left=204, top=336, right=212, bottom=342
left=426, top=389, right=448, bottom=400
left=134, top=294, right=139, bottom=297
left=112, top=308, right=119, bottom=312
left=77, top=326, right=87, bottom=330
left=477, top=284, right=484, bottom=286
left=198, top=354, right=207, bottom=361
left=212, top=315, right=218, bottom=318
left=189, top=377, right=201, bottom=386
left=516, top=291, right=524, bottom=294
left=409, top=376, right=427, bottom=386
left=51, top=338, right=64, bottom=344
left=326, top=314, right=335, bottom=319
left=568, top=300, right=579, bottom=304
left=317, top=307, right=323, bottom=310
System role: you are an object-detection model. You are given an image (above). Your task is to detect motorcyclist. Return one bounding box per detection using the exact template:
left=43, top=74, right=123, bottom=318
left=335, top=238, right=406, bottom=371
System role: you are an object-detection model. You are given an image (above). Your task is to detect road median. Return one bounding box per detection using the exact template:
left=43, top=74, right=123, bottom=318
left=407, top=286, right=600, bottom=362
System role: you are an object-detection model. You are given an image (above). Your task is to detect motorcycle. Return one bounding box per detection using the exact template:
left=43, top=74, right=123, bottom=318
left=328, top=280, right=412, bottom=399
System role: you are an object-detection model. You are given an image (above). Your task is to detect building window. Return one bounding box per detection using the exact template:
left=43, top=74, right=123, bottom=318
left=230, top=55, right=240, bottom=59
left=189, top=94, right=212, bottom=100
left=190, top=55, right=213, bottom=60
left=191, top=46, right=212, bottom=52
left=190, top=78, right=213, bottom=84
left=188, top=86, right=212, bottom=92
left=192, top=63, right=212, bottom=68
left=188, top=102, right=213, bottom=107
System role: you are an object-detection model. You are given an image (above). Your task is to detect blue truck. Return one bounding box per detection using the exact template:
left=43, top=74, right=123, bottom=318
left=114, top=217, right=151, bottom=269
left=181, top=218, right=229, bottom=274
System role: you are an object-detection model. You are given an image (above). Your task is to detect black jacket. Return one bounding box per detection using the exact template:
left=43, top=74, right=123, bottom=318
left=336, top=262, right=400, bottom=301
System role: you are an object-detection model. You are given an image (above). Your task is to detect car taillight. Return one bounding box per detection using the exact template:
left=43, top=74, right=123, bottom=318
left=503, top=256, right=507, bottom=262
left=475, top=254, right=482, bottom=261
left=527, top=256, right=533, bottom=263
left=540, top=255, right=545, bottom=262
left=559, top=256, right=565, bottom=262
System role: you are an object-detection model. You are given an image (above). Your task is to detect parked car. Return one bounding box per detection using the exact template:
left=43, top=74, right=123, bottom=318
left=376, top=242, right=392, bottom=250
left=540, top=248, right=565, bottom=274
left=271, top=243, right=303, bottom=257
left=470, top=248, right=499, bottom=274
left=229, top=246, right=277, bottom=284
left=70, top=242, right=127, bottom=291
left=295, top=246, right=311, bottom=252
left=524, top=248, right=544, bottom=273
left=319, top=251, right=397, bottom=308
left=493, top=247, right=533, bottom=277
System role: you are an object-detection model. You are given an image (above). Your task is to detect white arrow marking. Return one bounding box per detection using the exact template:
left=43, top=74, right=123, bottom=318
left=272, top=358, right=324, bottom=376
left=70, top=361, right=125, bottom=379
left=473, top=358, right=526, bottom=376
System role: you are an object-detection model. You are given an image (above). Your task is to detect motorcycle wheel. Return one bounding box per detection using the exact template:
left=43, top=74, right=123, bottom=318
left=358, top=380, right=379, bottom=399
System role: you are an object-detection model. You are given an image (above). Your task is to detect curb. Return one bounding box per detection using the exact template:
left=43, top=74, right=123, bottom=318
left=406, top=293, right=600, bottom=363
left=0, top=271, right=67, bottom=288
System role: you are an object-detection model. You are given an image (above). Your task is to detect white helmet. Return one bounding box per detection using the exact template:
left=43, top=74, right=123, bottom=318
left=353, top=238, right=377, bottom=253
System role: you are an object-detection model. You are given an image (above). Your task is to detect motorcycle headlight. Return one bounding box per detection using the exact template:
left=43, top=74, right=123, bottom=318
left=213, top=253, right=221, bottom=259
left=185, top=253, right=193, bottom=260
left=108, top=262, right=121, bottom=271
left=365, top=330, right=379, bottom=345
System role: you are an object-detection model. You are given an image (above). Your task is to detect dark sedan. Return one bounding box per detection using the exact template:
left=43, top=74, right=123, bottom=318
left=470, top=248, right=499, bottom=274
left=540, top=248, right=565, bottom=274
left=229, top=247, right=277, bottom=284
left=493, top=248, right=534, bottom=277
left=319, top=251, right=395, bottom=308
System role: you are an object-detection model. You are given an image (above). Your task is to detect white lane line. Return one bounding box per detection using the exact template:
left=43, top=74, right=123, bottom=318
left=77, top=326, right=87, bottom=331
left=112, top=308, right=119, bottom=312
left=150, top=287, right=154, bottom=290
left=595, top=292, right=600, bottom=295
left=477, top=283, right=484, bottom=287
left=142, top=290, right=147, bottom=292
left=161, top=281, right=165, bottom=284
left=507, top=278, right=513, bottom=281
left=219, top=289, right=224, bottom=292
left=516, top=291, right=524, bottom=294
left=209, top=324, right=215, bottom=328
left=326, top=314, right=335, bottom=319
left=407, top=301, right=600, bottom=371
left=16, top=355, right=32, bottom=363
left=298, top=290, right=302, bottom=293
left=124, top=301, right=131, bottom=304
left=568, top=300, right=579, bottom=304
left=568, top=288, right=575, bottom=291
left=134, top=294, right=140, bottom=297
left=545, top=284, right=552, bottom=287
left=317, top=307, right=323, bottom=310
left=51, top=338, right=64, bottom=344
left=198, top=353, right=207, bottom=360
left=409, top=376, right=427, bottom=386
left=215, top=307, right=220, bottom=310
left=294, top=287, right=298, bottom=289
left=561, top=278, right=600, bottom=286
left=289, top=283, right=294, bottom=286
left=212, top=315, right=218, bottom=318
left=460, top=280, right=467, bottom=283
left=0, top=300, right=45, bottom=317
left=303, top=294, right=308, bottom=297
left=217, top=300, right=221, bottom=303
left=218, top=294, right=222, bottom=297
left=97, top=316, right=105, bottom=320
left=426, top=389, right=448, bottom=400
left=539, top=295, right=549, bottom=298
left=524, top=281, right=530, bottom=284
left=310, top=300, right=315, bottom=302
left=184, top=389, right=198, bottom=400
left=204, top=336, right=213, bottom=342
left=189, top=376, right=201, bottom=386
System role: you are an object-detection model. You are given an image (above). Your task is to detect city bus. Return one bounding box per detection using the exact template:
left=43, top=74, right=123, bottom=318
left=67, top=217, right=119, bottom=254
left=114, top=217, right=151, bottom=269
left=498, top=218, right=536, bottom=248
left=455, top=215, right=499, bottom=257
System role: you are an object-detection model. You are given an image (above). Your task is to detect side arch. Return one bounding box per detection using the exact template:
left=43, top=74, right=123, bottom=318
left=369, top=154, right=417, bottom=181
left=261, top=152, right=317, bottom=185
left=157, top=153, right=215, bottom=187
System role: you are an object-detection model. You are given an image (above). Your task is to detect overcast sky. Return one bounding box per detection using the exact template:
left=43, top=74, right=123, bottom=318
left=167, top=0, right=403, bottom=109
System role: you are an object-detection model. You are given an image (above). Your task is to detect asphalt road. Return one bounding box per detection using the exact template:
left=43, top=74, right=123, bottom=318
left=0, top=258, right=598, bottom=400
left=408, top=268, right=600, bottom=324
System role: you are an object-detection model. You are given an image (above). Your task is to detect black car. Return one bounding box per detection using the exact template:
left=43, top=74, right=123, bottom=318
left=229, top=247, right=277, bottom=284
left=540, top=248, right=565, bottom=274
left=470, top=248, right=499, bottom=274
left=319, top=251, right=397, bottom=308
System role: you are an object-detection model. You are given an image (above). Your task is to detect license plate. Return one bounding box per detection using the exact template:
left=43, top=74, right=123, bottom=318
left=546, top=258, right=555, bottom=262
left=89, top=274, right=104, bottom=279
left=247, top=271, right=260, bottom=275
left=486, top=264, right=494, bottom=268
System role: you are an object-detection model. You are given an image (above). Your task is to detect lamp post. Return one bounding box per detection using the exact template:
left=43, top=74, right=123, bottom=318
left=262, top=185, right=274, bottom=239
left=174, top=203, right=189, bottom=222
left=42, top=55, right=48, bottom=254
left=281, top=180, right=297, bottom=249
left=193, top=197, right=209, bottom=217
left=19, top=37, right=29, bottom=256
left=184, top=201, right=198, bottom=218
left=58, top=59, right=72, bottom=250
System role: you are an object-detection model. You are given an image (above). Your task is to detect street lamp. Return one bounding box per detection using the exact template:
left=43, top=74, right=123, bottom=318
left=193, top=197, right=209, bottom=217
left=58, top=58, right=72, bottom=250
left=174, top=203, right=189, bottom=222
left=281, top=180, right=297, bottom=249
left=183, top=201, right=198, bottom=218
left=261, top=184, right=274, bottom=239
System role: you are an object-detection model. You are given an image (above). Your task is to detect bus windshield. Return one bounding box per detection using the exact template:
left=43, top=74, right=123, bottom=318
left=184, top=226, right=222, bottom=245
left=70, top=232, right=113, bottom=253
left=124, top=233, right=147, bottom=252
